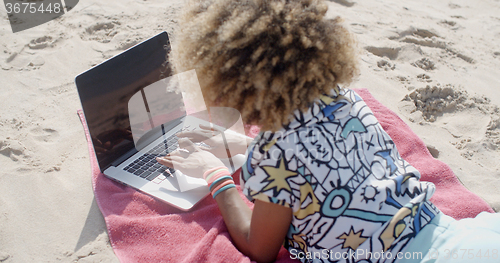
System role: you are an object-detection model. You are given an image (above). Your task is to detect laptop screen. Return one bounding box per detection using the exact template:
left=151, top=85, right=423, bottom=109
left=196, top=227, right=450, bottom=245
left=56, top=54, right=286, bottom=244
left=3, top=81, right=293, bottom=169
left=76, top=32, right=184, bottom=171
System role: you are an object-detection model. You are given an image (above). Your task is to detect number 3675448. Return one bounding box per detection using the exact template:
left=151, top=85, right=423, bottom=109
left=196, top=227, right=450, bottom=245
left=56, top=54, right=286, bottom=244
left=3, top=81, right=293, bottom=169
left=5, top=3, right=63, bottom=14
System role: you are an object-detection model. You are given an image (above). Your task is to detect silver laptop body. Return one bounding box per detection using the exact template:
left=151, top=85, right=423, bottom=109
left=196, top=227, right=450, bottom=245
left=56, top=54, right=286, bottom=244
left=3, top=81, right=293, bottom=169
left=75, top=32, right=241, bottom=210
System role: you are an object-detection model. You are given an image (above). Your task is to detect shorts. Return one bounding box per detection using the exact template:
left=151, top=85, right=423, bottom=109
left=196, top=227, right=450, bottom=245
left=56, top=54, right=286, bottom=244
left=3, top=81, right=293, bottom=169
left=400, top=211, right=500, bottom=262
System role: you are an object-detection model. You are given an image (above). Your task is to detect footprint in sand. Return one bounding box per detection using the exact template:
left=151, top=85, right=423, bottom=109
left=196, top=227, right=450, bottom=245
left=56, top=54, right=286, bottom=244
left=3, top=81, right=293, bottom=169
left=81, top=21, right=120, bottom=43
left=0, top=140, right=26, bottom=162
left=440, top=20, right=457, bottom=27
left=377, top=59, right=395, bottom=71
left=27, top=56, right=45, bottom=70
left=389, top=28, right=446, bottom=49
left=416, top=73, right=432, bottom=82
left=1, top=52, right=17, bottom=70
left=4, top=52, right=45, bottom=71
left=412, top=58, right=435, bottom=71
left=2, top=37, right=49, bottom=70
left=395, top=75, right=411, bottom=85
left=487, top=117, right=500, bottom=146
left=365, top=46, right=401, bottom=60
left=454, top=115, right=500, bottom=158
left=47, top=83, right=72, bottom=96
left=426, top=145, right=440, bottom=158
left=28, top=36, right=56, bottom=49
left=0, top=251, right=11, bottom=262
left=412, top=57, right=436, bottom=71
left=438, top=20, right=461, bottom=30
left=328, top=0, right=355, bottom=7
left=349, top=23, right=368, bottom=35
left=117, top=38, right=142, bottom=51
left=390, top=27, right=475, bottom=64
left=365, top=45, right=424, bottom=71
left=30, top=127, right=59, bottom=143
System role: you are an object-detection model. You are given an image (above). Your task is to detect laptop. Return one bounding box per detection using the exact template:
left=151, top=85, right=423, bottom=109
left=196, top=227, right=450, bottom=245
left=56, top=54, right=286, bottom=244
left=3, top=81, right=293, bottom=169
left=75, top=31, right=246, bottom=210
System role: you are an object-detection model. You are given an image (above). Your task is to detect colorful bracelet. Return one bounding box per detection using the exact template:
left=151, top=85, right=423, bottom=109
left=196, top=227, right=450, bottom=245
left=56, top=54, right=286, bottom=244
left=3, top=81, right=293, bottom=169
left=211, top=181, right=236, bottom=198
left=203, top=166, right=230, bottom=181
left=210, top=179, right=234, bottom=194
left=206, top=170, right=230, bottom=185
left=209, top=176, right=233, bottom=192
left=203, top=167, right=235, bottom=198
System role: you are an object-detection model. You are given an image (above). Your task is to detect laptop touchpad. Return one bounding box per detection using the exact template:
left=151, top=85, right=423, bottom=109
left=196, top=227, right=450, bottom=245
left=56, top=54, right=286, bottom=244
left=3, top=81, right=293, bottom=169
left=159, top=175, right=181, bottom=192
left=175, top=171, right=207, bottom=192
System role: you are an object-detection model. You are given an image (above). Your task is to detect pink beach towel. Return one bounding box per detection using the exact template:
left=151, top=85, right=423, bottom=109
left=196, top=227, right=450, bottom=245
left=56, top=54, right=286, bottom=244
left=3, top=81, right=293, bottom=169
left=78, top=88, right=493, bottom=263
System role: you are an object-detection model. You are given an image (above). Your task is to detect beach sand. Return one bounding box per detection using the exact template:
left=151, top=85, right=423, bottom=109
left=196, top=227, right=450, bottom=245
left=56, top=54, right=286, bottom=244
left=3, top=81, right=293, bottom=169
left=0, top=0, right=498, bottom=261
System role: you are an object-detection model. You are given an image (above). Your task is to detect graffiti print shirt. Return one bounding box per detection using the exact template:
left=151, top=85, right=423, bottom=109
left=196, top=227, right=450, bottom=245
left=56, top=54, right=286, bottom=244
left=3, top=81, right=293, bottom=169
left=241, top=88, right=440, bottom=263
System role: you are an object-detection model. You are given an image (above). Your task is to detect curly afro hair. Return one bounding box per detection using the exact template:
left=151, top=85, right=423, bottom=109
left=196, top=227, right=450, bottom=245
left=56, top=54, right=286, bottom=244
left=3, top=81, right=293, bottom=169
left=171, top=0, right=358, bottom=131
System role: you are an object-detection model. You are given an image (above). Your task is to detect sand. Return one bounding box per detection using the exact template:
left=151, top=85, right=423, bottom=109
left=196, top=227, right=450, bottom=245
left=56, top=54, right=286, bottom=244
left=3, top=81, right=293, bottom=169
left=0, top=0, right=499, bottom=261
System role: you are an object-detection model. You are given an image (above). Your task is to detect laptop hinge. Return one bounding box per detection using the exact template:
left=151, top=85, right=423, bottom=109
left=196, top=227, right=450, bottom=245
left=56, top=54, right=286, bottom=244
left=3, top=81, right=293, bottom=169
left=109, top=147, right=138, bottom=169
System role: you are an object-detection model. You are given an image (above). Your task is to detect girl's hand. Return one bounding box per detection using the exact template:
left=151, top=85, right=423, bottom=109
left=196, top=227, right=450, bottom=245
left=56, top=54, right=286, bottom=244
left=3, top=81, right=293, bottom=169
left=156, top=138, right=225, bottom=178
left=176, top=124, right=250, bottom=159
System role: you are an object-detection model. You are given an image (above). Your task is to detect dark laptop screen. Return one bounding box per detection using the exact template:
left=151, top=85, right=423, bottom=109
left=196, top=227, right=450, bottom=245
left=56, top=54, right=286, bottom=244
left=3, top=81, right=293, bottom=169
left=76, top=32, right=182, bottom=171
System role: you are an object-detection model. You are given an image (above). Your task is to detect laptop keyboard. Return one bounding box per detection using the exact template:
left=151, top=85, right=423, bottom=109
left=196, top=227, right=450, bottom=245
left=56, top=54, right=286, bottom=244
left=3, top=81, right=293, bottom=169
left=123, top=133, right=179, bottom=184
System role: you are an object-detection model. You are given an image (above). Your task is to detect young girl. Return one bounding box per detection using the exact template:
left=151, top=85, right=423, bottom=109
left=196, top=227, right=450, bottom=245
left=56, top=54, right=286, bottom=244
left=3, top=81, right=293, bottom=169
left=157, top=0, right=500, bottom=262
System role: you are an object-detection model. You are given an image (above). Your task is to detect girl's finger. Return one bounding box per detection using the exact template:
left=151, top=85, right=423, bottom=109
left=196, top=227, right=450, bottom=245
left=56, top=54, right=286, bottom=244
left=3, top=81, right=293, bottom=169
left=156, top=157, right=174, bottom=167
left=166, top=148, right=188, bottom=158
left=176, top=132, right=203, bottom=141
left=156, top=157, right=179, bottom=169
left=199, top=123, right=215, bottom=131
left=198, top=145, right=217, bottom=153
left=158, top=155, right=184, bottom=163
left=158, top=156, right=188, bottom=171
left=178, top=138, right=199, bottom=152
left=199, top=124, right=222, bottom=136
left=198, top=145, right=210, bottom=151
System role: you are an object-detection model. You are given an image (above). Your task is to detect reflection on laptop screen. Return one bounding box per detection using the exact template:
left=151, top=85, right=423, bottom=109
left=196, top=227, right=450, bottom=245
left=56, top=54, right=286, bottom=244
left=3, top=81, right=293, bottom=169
left=76, top=32, right=178, bottom=171
left=128, top=74, right=185, bottom=150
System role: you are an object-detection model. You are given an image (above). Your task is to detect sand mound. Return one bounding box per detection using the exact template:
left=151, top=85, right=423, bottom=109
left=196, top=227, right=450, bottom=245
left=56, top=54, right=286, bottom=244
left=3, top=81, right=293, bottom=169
left=403, top=85, right=466, bottom=122
left=403, top=84, right=499, bottom=122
